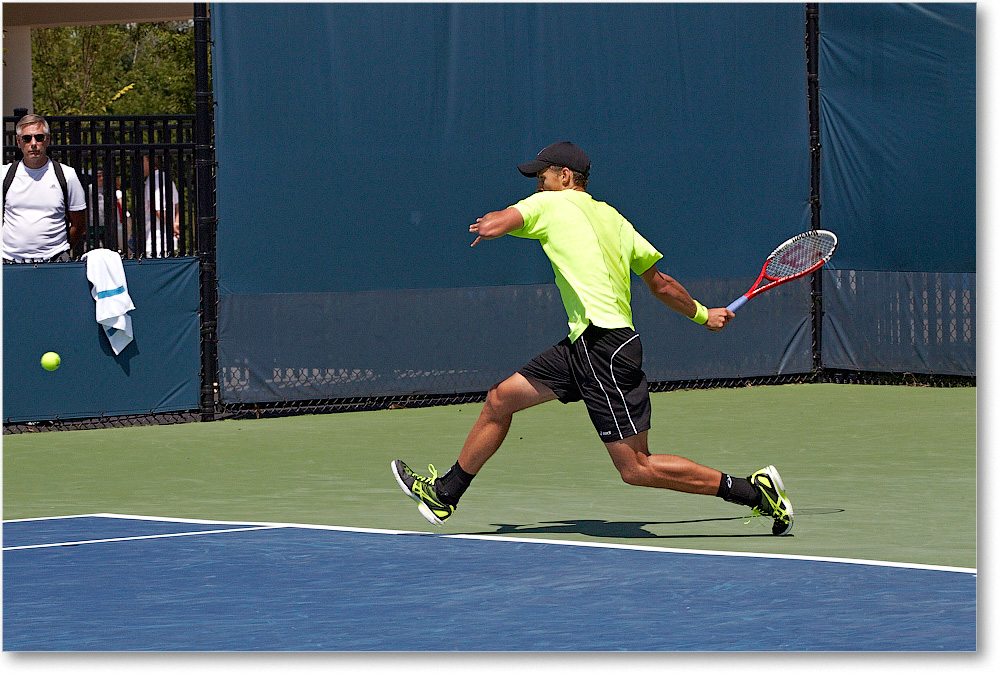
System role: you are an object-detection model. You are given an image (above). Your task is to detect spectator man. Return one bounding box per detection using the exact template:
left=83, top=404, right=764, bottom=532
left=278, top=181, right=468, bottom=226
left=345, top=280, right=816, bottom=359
left=2, top=114, right=87, bottom=262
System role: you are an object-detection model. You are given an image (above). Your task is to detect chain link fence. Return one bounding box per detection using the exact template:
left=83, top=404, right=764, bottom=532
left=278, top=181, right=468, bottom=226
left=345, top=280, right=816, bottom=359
left=6, top=369, right=971, bottom=434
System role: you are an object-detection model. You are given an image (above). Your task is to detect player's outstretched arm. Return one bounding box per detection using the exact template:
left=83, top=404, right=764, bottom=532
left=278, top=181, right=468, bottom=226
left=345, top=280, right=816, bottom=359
left=469, top=207, right=524, bottom=247
left=639, top=265, right=733, bottom=332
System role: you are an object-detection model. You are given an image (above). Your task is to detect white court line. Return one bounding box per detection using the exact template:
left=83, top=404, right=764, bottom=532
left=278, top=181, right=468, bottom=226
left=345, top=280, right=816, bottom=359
left=3, top=513, right=112, bottom=523
left=445, top=533, right=978, bottom=575
left=2, top=525, right=282, bottom=551
left=2, top=512, right=977, bottom=575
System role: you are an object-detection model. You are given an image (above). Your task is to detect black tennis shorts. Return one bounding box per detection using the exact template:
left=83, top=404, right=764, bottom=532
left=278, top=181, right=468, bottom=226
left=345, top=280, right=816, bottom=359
left=519, top=324, right=651, bottom=442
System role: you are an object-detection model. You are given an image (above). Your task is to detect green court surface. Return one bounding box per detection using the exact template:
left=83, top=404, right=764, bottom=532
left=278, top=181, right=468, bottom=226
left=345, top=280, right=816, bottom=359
left=3, top=383, right=976, bottom=569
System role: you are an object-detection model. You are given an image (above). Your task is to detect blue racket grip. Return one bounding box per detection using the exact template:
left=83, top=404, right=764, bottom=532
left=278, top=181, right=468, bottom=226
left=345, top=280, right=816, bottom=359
left=726, top=295, right=749, bottom=313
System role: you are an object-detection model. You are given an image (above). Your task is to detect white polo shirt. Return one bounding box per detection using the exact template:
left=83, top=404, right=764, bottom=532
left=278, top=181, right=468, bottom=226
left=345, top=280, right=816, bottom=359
left=2, top=159, right=86, bottom=262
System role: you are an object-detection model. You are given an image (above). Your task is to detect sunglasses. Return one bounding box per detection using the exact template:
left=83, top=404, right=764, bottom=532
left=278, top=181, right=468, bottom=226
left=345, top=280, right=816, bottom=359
left=20, top=134, right=48, bottom=143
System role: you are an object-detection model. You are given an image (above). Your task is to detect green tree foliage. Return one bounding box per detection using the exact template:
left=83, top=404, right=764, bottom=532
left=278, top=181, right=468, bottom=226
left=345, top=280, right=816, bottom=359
left=31, top=22, right=194, bottom=115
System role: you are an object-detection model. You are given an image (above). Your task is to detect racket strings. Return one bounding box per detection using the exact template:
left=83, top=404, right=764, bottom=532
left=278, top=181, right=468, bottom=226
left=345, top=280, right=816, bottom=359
left=765, top=232, right=836, bottom=280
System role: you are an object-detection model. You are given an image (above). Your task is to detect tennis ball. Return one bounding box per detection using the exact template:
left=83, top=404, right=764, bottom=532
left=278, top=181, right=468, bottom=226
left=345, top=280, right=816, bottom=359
left=41, top=351, right=61, bottom=371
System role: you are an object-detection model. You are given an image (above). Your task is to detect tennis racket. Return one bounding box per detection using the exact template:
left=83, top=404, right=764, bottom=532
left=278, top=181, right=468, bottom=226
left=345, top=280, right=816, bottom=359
left=726, top=229, right=838, bottom=312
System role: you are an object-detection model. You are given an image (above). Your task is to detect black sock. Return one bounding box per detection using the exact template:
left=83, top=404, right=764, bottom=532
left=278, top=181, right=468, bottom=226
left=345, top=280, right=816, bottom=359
left=435, top=461, right=475, bottom=506
left=716, top=473, right=761, bottom=507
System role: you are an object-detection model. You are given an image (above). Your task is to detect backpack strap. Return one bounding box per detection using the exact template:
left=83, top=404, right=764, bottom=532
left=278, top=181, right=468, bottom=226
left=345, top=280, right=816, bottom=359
left=49, top=159, right=71, bottom=225
left=49, top=160, right=76, bottom=259
left=2, top=159, right=20, bottom=218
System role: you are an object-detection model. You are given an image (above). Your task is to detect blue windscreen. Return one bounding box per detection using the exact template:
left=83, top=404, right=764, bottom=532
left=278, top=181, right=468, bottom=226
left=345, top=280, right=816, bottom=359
left=208, top=2, right=974, bottom=403
left=3, top=259, right=202, bottom=421
left=212, top=3, right=810, bottom=295
left=818, top=3, right=975, bottom=273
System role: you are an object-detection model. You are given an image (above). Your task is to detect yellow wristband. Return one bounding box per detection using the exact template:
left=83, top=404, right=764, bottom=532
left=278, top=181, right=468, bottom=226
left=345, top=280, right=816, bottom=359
left=690, top=300, right=709, bottom=325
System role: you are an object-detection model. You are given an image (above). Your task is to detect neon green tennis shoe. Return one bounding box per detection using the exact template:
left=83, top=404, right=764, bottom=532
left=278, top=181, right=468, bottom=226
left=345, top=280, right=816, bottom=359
left=749, top=465, right=794, bottom=536
left=391, top=460, right=455, bottom=525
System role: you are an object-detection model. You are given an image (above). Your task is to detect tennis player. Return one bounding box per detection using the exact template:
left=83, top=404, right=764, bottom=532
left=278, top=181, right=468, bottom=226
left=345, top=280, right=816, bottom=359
left=392, top=142, right=793, bottom=536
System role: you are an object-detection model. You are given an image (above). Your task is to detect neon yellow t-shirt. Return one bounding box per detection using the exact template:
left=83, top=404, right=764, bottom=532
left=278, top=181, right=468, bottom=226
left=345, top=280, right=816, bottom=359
left=510, top=190, right=663, bottom=342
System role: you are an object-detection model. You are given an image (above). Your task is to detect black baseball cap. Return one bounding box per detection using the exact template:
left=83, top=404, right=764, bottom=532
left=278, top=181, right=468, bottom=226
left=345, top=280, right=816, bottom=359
left=517, top=141, right=591, bottom=177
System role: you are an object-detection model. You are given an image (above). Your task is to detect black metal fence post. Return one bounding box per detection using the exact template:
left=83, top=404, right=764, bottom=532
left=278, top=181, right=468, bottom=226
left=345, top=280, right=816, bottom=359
left=194, top=3, right=220, bottom=421
left=806, top=3, right=825, bottom=380
left=10, top=108, right=27, bottom=162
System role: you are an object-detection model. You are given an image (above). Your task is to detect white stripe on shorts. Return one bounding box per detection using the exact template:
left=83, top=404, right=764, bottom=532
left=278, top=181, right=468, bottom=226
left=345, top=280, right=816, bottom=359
left=581, top=334, right=642, bottom=440
left=580, top=337, right=621, bottom=439
left=609, top=334, right=640, bottom=437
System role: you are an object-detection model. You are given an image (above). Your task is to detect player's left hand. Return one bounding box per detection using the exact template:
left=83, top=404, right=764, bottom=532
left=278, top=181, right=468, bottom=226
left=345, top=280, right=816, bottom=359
left=469, top=218, right=499, bottom=247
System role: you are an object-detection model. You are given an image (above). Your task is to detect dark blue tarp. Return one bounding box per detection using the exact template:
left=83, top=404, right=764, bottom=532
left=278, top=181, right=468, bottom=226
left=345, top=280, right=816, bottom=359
left=218, top=275, right=814, bottom=403
left=209, top=2, right=975, bottom=403
left=823, top=269, right=975, bottom=375
left=2, top=258, right=202, bottom=422
left=211, top=2, right=814, bottom=401
left=212, top=3, right=810, bottom=294
left=818, top=3, right=975, bottom=273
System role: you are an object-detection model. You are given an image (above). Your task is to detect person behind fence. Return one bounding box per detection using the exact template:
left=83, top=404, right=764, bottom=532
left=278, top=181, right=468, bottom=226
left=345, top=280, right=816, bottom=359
left=2, top=114, right=87, bottom=263
left=141, top=154, right=180, bottom=256
left=94, top=167, right=125, bottom=251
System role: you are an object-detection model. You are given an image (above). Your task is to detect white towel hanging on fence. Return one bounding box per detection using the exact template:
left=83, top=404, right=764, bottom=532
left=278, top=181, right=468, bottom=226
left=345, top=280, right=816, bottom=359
left=82, top=248, right=135, bottom=355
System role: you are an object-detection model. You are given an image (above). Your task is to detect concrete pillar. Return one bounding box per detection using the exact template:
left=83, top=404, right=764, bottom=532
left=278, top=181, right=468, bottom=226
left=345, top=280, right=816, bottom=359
left=3, top=25, right=34, bottom=114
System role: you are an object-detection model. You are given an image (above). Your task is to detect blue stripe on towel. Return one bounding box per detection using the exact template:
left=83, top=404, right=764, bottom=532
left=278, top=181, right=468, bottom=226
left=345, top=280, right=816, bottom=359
left=96, top=286, right=125, bottom=299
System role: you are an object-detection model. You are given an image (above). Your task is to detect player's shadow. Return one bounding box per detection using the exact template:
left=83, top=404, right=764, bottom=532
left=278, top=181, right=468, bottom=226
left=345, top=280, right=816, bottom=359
left=476, top=508, right=843, bottom=539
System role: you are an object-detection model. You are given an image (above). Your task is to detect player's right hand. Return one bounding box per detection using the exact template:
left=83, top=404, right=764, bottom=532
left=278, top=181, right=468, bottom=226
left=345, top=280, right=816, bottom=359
left=705, top=308, right=735, bottom=332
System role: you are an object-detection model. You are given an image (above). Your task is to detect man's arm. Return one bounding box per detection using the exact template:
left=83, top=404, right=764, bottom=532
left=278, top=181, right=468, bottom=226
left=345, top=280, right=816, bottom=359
left=67, top=209, right=87, bottom=248
left=639, top=264, right=733, bottom=332
left=469, top=207, right=524, bottom=247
